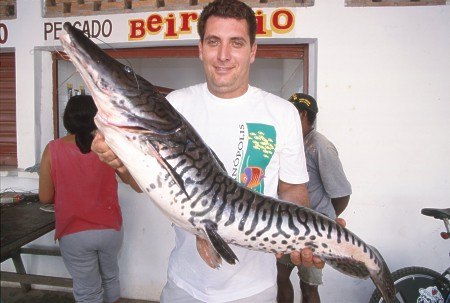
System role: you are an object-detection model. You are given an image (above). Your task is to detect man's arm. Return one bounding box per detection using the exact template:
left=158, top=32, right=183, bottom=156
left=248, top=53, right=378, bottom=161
left=278, top=180, right=309, bottom=208
left=277, top=181, right=326, bottom=268
left=331, top=195, right=350, bottom=217
left=91, top=132, right=142, bottom=193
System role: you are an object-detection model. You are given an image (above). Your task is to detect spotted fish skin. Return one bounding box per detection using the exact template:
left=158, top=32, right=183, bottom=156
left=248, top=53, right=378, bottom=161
left=60, top=23, right=396, bottom=303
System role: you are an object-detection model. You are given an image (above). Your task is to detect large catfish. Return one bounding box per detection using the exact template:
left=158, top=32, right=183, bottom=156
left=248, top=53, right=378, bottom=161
left=60, top=23, right=395, bottom=302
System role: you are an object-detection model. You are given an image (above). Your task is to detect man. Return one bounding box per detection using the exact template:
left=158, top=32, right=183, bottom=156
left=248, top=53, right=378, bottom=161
left=92, top=1, right=324, bottom=302
left=276, top=93, right=352, bottom=303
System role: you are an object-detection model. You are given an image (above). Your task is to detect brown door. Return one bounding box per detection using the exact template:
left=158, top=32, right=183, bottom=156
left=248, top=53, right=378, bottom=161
left=0, top=52, right=17, bottom=167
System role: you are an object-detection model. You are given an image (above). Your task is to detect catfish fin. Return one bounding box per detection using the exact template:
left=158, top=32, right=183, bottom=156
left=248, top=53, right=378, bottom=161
left=321, top=254, right=370, bottom=279
left=198, top=237, right=223, bottom=269
left=209, top=147, right=227, bottom=173
left=202, top=220, right=239, bottom=265
left=143, top=140, right=189, bottom=198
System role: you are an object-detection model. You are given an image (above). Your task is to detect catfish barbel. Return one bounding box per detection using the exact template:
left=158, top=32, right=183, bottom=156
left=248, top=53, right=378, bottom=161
left=60, top=23, right=395, bottom=302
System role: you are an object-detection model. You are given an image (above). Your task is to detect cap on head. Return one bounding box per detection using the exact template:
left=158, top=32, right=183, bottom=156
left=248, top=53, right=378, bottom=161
left=288, top=93, right=318, bottom=114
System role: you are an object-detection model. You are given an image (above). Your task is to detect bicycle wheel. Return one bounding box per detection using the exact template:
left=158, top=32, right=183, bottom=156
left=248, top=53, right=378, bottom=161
left=369, top=266, right=450, bottom=303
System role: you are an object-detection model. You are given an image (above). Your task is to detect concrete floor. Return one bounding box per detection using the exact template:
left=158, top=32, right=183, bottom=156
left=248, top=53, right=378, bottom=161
left=0, top=287, right=157, bottom=303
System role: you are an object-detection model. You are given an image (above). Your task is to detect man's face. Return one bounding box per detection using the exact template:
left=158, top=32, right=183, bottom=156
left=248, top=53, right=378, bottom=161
left=198, top=16, right=257, bottom=99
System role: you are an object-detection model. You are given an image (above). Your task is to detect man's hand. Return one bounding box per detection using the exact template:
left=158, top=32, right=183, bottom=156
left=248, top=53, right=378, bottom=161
left=336, top=217, right=346, bottom=228
left=276, top=217, right=347, bottom=268
left=91, top=132, right=142, bottom=192
left=92, top=132, right=126, bottom=173
left=276, top=248, right=324, bottom=268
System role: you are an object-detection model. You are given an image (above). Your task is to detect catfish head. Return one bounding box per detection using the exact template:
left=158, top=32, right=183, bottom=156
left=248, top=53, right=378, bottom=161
left=59, top=22, right=182, bottom=137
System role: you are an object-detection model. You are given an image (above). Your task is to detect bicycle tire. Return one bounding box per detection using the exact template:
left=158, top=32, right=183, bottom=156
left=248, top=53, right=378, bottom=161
left=369, top=266, right=450, bottom=303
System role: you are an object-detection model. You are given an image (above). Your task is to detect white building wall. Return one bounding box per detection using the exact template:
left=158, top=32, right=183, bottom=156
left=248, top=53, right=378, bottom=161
left=1, top=1, right=449, bottom=302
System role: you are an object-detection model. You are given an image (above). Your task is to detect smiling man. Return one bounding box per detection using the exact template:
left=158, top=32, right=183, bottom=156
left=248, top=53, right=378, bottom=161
left=161, top=2, right=321, bottom=300
left=198, top=16, right=256, bottom=99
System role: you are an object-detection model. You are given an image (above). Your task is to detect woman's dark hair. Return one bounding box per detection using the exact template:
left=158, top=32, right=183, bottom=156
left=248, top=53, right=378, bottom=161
left=197, top=0, right=257, bottom=46
left=63, top=95, right=97, bottom=154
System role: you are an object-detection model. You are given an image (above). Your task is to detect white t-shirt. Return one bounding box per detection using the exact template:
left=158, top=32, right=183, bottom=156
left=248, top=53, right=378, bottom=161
left=165, top=83, right=308, bottom=302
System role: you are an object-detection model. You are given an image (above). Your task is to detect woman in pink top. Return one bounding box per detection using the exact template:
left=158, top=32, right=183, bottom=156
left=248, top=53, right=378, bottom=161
left=39, top=95, right=123, bottom=303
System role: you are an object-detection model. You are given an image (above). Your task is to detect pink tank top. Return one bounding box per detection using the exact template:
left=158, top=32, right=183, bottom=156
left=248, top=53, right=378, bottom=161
left=50, top=138, right=122, bottom=239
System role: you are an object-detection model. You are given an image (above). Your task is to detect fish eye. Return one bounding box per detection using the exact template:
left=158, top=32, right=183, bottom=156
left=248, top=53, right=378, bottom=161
left=124, top=66, right=133, bottom=73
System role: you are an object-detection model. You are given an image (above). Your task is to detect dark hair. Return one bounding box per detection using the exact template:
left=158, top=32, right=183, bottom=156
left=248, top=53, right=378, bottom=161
left=197, top=0, right=257, bottom=46
left=302, top=109, right=317, bottom=126
left=63, top=95, right=97, bottom=154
